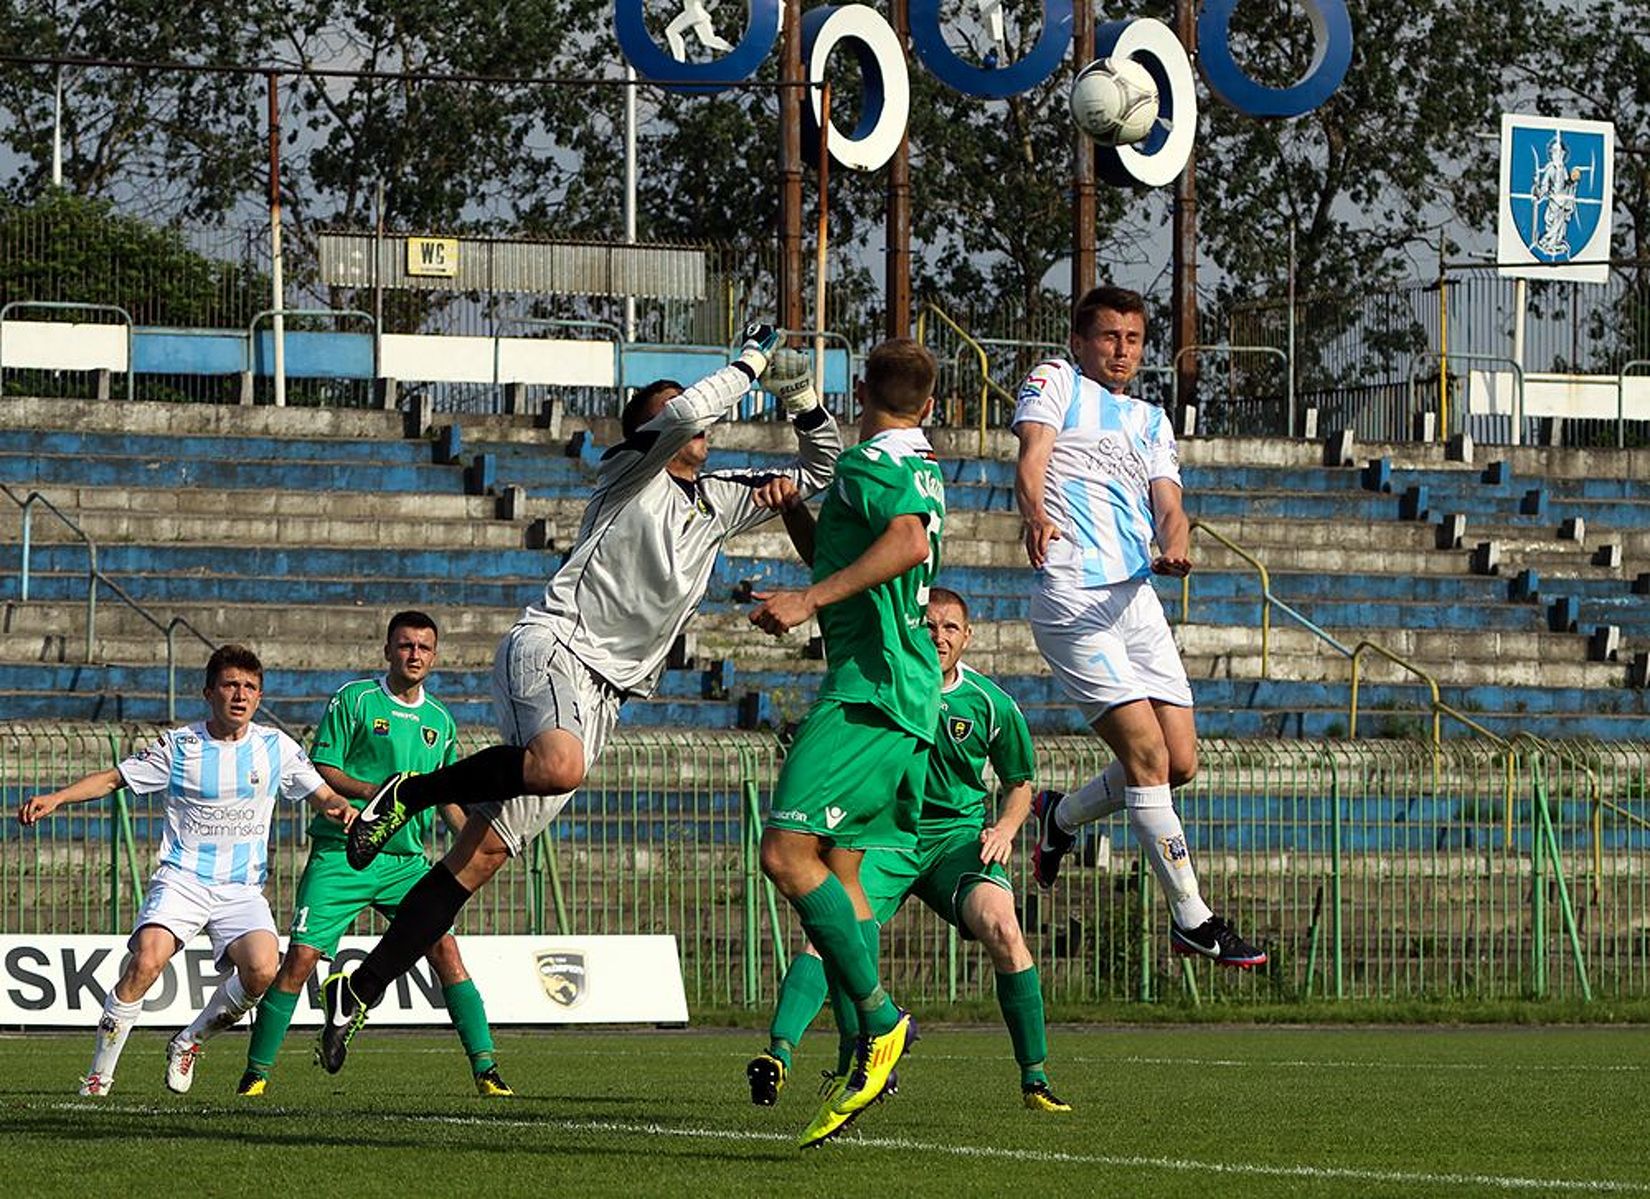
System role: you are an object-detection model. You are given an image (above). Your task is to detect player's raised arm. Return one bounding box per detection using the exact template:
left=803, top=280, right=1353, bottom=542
left=596, top=324, right=782, bottom=504
left=17, top=767, right=123, bottom=825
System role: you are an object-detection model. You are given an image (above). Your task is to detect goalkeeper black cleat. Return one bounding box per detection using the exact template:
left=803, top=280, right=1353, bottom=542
left=315, top=972, right=367, bottom=1074
left=347, top=773, right=412, bottom=870
left=747, top=1052, right=787, bottom=1106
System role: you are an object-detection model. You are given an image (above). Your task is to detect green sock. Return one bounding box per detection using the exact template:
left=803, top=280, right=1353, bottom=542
left=995, top=967, right=1049, bottom=1087
left=768, top=953, right=829, bottom=1070
left=827, top=963, right=858, bottom=1076
left=791, top=875, right=898, bottom=1036
left=443, top=979, right=496, bottom=1074
left=245, top=986, right=300, bottom=1075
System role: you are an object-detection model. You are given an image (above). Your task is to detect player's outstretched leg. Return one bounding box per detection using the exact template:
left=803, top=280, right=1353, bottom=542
left=750, top=949, right=830, bottom=1106
left=347, top=746, right=528, bottom=870
left=82, top=992, right=142, bottom=1096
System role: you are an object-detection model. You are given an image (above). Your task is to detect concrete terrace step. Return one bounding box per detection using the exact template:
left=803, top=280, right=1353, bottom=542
left=0, top=508, right=526, bottom=551
left=0, top=450, right=466, bottom=495
left=0, top=428, right=435, bottom=466
left=0, top=482, right=497, bottom=523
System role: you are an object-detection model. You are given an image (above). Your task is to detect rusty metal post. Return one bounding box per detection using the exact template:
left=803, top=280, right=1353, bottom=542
left=1072, top=0, right=1096, bottom=301
left=1170, top=0, right=1198, bottom=414
left=780, top=0, right=805, bottom=331
left=885, top=0, right=912, bottom=337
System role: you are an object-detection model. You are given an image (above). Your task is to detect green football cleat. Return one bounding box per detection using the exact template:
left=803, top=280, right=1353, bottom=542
left=346, top=773, right=413, bottom=870
left=236, top=1070, right=268, bottom=1097
left=1022, top=1080, right=1072, bottom=1112
left=746, top=1052, right=787, bottom=1106
left=474, top=1066, right=514, bottom=1097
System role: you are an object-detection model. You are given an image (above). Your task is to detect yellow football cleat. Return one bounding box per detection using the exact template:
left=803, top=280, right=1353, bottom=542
left=235, top=1070, right=267, bottom=1097
left=798, top=1074, right=860, bottom=1149
left=474, top=1065, right=514, bottom=1097
left=1022, top=1080, right=1072, bottom=1112
left=746, top=1052, right=787, bottom=1106
left=833, top=1010, right=914, bottom=1117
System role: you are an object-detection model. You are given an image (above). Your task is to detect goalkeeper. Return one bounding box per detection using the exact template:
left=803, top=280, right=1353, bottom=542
left=318, top=330, right=841, bottom=1071
left=747, top=587, right=1070, bottom=1114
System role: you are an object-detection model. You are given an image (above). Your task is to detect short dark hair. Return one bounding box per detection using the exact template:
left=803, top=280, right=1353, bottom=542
left=386, top=610, right=438, bottom=644
left=863, top=338, right=935, bottom=417
left=1072, top=285, right=1148, bottom=337
left=206, top=644, right=263, bottom=688
left=621, top=379, right=686, bottom=438
left=928, top=586, right=969, bottom=622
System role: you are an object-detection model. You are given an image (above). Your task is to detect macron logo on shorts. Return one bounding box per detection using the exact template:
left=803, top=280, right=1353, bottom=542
left=824, top=806, right=846, bottom=830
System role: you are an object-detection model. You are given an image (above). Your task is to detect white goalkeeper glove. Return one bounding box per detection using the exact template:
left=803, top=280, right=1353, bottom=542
left=733, top=321, right=783, bottom=379
left=761, top=348, right=820, bottom=416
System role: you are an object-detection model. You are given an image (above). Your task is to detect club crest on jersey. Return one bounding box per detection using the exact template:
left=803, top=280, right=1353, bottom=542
left=534, top=950, right=586, bottom=1008
left=421, top=727, right=438, bottom=748
left=372, top=718, right=390, bottom=736
left=1160, top=834, right=1190, bottom=866
left=948, top=716, right=975, bottom=743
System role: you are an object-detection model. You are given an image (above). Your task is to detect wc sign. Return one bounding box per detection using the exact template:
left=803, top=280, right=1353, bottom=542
left=614, top=2, right=1353, bottom=184
left=406, top=236, right=460, bottom=279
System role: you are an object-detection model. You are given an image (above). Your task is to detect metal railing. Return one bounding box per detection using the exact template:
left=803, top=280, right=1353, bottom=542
left=1616, top=360, right=1650, bottom=449
left=6, top=724, right=1647, bottom=1007
left=4, top=486, right=295, bottom=732
left=0, top=300, right=135, bottom=402
left=1172, top=344, right=1293, bottom=436
left=1411, top=351, right=1526, bottom=445
left=916, top=301, right=1014, bottom=457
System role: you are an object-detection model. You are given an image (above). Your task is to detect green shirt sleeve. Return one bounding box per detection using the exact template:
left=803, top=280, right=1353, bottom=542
left=309, top=685, right=359, bottom=772
left=987, top=692, right=1036, bottom=787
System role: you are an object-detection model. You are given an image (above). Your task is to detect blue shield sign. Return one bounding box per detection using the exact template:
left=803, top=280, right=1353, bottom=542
left=1498, top=115, right=1615, bottom=282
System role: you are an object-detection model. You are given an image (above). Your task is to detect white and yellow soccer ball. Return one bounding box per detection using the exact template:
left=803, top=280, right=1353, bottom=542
left=1069, top=56, right=1160, bottom=147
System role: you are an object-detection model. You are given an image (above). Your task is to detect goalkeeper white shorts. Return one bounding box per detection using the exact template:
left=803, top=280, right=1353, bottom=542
left=131, top=866, right=277, bottom=968
left=1030, top=577, right=1194, bottom=723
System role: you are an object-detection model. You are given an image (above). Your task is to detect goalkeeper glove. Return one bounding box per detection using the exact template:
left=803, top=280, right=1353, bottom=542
left=734, top=322, right=783, bottom=378
left=761, top=348, right=820, bottom=416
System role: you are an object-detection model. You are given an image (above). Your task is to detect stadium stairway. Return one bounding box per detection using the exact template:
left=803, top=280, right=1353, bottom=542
left=2, top=394, right=1647, bottom=740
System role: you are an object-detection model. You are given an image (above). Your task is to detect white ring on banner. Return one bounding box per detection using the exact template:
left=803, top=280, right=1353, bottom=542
left=807, top=5, right=910, bottom=171
left=1103, top=18, right=1198, bottom=188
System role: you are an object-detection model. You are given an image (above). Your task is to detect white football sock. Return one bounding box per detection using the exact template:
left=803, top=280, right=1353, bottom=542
left=1125, top=784, right=1214, bottom=930
left=89, top=993, right=143, bottom=1081
left=177, top=973, right=261, bottom=1045
left=1055, top=761, right=1127, bottom=834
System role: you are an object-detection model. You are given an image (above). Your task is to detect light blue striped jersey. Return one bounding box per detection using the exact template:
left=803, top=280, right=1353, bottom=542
left=117, top=721, right=323, bottom=887
left=1013, top=357, right=1181, bottom=590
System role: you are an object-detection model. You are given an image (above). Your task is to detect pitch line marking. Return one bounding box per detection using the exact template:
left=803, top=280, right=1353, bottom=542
left=33, top=1101, right=1650, bottom=1195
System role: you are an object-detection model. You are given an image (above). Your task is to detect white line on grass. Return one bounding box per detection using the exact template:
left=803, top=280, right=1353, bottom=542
left=32, top=1101, right=1649, bottom=1195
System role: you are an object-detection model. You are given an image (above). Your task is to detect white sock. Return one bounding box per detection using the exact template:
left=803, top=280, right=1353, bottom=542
left=1055, top=761, right=1127, bottom=834
left=1125, top=784, right=1214, bottom=930
left=177, top=974, right=261, bottom=1046
left=89, top=993, right=143, bottom=1081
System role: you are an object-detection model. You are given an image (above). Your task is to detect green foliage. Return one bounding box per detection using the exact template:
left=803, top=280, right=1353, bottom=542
left=0, top=191, right=264, bottom=326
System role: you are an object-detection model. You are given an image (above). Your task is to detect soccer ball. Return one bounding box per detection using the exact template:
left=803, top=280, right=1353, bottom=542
left=1069, top=57, right=1159, bottom=146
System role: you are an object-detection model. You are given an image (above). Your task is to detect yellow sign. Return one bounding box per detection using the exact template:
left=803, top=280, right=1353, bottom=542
left=406, top=237, right=459, bottom=278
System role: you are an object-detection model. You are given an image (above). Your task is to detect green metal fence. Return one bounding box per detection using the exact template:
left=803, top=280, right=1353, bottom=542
left=5, top=724, right=1648, bottom=1009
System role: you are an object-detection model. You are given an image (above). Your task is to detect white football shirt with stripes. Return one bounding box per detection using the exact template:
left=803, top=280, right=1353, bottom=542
left=1012, top=357, right=1181, bottom=593
left=116, top=721, right=323, bottom=886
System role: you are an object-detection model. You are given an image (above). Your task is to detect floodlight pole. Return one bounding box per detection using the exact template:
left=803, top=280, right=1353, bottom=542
left=1072, top=0, right=1096, bottom=299
left=779, top=0, right=805, bottom=332
left=267, top=71, right=287, bottom=408
left=1170, top=0, right=1198, bottom=418
left=886, top=0, right=912, bottom=337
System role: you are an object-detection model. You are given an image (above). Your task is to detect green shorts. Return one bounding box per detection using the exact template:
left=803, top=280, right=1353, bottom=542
left=859, top=825, right=1012, bottom=939
left=766, top=699, right=929, bottom=851
left=288, top=846, right=430, bottom=957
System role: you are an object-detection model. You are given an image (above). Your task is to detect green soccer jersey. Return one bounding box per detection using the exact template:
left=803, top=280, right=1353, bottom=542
left=813, top=427, right=947, bottom=742
left=922, top=663, right=1036, bottom=836
left=307, top=678, right=459, bottom=855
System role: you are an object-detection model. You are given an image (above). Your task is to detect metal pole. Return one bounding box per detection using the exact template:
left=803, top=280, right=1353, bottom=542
left=1287, top=225, right=1297, bottom=436
left=372, top=180, right=384, bottom=355
left=1071, top=0, right=1096, bottom=300
left=885, top=0, right=912, bottom=337
left=814, top=82, right=831, bottom=395
left=267, top=72, right=287, bottom=408
left=1170, top=0, right=1199, bottom=421
left=52, top=66, right=64, bottom=188
left=1330, top=753, right=1343, bottom=999
left=1530, top=758, right=1546, bottom=998
left=1511, top=276, right=1527, bottom=371
left=624, top=65, right=638, bottom=343
left=779, top=0, right=804, bottom=331
left=1437, top=231, right=1447, bottom=440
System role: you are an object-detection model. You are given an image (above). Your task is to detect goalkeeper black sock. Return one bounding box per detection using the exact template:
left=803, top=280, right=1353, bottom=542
left=395, top=745, right=527, bottom=814
left=349, top=863, right=473, bottom=1008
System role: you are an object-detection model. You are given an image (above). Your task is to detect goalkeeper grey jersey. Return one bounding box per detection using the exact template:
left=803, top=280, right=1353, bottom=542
left=519, top=362, right=841, bottom=696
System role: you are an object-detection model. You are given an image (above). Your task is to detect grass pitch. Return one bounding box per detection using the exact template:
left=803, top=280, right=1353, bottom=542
left=2, top=1025, right=1647, bottom=1197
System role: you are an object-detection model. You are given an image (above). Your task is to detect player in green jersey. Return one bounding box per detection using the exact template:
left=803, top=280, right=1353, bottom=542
left=749, top=338, right=947, bottom=1147
left=238, top=611, right=509, bottom=1097
left=748, top=588, right=1071, bottom=1113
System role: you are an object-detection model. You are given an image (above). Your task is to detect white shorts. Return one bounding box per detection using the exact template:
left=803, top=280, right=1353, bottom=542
left=130, top=866, right=277, bottom=968
left=1031, top=578, right=1194, bottom=723
left=482, top=622, right=624, bottom=856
